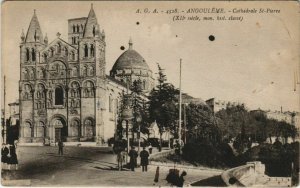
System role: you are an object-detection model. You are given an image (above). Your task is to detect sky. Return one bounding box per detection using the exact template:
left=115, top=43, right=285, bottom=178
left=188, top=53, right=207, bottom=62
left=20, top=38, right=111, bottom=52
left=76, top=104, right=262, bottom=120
left=1, top=1, right=299, bottom=117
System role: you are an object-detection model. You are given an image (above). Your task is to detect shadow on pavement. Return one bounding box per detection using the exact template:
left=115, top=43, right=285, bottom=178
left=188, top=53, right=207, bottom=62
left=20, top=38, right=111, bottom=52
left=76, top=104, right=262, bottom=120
left=190, top=175, right=227, bottom=187
left=93, top=166, right=130, bottom=171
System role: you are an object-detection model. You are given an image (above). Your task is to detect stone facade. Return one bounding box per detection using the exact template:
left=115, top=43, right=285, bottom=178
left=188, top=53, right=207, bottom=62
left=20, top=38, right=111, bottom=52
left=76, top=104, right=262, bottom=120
left=18, top=5, right=152, bottom=145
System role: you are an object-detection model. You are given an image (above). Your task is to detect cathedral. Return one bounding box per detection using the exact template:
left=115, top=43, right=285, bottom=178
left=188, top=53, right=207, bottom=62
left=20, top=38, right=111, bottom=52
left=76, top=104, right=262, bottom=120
left=18, top=5, right=154, bottom=144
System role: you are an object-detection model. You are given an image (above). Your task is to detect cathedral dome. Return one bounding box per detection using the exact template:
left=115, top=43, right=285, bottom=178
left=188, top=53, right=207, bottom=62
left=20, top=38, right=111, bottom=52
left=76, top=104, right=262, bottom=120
left=111, top=39, right=150, bottom=73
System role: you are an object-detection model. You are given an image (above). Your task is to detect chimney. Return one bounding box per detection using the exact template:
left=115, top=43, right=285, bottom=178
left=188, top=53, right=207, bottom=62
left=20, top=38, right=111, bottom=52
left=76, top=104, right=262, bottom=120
left=281, top=106, right=283, bottom=113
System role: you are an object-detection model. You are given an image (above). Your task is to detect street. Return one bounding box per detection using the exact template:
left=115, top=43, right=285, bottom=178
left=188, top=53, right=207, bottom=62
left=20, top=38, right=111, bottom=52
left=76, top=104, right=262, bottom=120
left=1, top=146, right=222, bottom=186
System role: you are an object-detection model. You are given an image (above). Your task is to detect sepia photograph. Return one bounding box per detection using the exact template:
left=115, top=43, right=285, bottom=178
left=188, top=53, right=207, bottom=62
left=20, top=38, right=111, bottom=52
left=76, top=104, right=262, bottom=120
left=1, top=0, right=299, bottom=187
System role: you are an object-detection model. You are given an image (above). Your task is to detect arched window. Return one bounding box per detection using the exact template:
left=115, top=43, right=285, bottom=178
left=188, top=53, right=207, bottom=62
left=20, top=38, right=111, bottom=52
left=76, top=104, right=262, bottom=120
left=84, top=44, right=88, bottom=57
left=64, top=47, right=68, bottom=57
left=77, top=25, right=79, bottom=32
left=93, top=25, right=96, bottom=37
left=44, top=53, right=47, bottom=62
left=26, top=48, right=30, bottom=61
left=50, top=48, right=54, bottom=57
left=73, top=25, right=76, bottom=33
left=71, top=51, right=75, bottom=61
left=90, top=44, right=94, bottom=57
left=57, top=43, right=61, bottom=53
left=31, top=48, right=36, bottom=61
left=55, top=87, right=64, bottom=105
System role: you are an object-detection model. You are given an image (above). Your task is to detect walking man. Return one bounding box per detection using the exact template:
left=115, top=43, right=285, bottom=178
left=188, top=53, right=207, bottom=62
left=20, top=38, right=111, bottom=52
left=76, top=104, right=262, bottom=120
left=140, top=146, right=149, bottom=172
left=128, top=146, right=138, bottom=171
left=58, top=139, right=64, bottom=155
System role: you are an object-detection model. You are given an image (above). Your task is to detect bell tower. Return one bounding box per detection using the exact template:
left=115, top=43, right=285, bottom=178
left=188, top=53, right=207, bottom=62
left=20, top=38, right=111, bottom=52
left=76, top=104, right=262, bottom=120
left=78, top=4, right=107, bottom=144
left=19, top=10, right=46, bottom=143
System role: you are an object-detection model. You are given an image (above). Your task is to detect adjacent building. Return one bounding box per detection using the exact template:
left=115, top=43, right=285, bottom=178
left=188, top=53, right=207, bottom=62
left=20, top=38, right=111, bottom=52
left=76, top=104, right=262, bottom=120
left=205, top=98, right=244, bottom=113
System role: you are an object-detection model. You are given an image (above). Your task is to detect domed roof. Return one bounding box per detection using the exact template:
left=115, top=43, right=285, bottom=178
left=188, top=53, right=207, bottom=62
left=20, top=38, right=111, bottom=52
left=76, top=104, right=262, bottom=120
left=111, top=39, right=150, bottom=72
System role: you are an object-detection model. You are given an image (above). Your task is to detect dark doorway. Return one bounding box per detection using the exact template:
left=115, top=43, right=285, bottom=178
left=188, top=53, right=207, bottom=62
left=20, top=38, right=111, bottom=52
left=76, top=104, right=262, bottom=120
left=53, top=118, right=68, bottom=142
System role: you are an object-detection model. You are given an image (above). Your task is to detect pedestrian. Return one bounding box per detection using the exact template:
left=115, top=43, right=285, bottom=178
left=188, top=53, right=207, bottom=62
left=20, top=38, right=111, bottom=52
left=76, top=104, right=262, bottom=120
left=140, top=146, right=149, bottom=172
left=176, top=171, right=187, bottom=187
left=158, top=142, right=162, bottom=152
left=148, top=143, right=152, bottom=154
left=117, top=148, right=126, bottom=171
left=128, top=146, right=138, bottom=171
left=7, top=144, right=18, bottom=170
left=58, top=139, right=64, bottom=155
left=1, top=144, right=9, bottom=170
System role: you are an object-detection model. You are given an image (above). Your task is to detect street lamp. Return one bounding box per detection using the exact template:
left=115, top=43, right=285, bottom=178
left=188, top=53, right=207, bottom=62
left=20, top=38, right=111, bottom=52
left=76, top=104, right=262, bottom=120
left=136, top=113, right=142, bottom=153
left=121, top=107, right=133, bottom=163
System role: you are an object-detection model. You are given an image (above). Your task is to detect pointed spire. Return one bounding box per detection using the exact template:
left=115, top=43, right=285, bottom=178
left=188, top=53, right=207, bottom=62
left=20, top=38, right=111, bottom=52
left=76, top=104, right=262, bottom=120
left=83, top=4, right=100, bottom=38
left=129, top=37, right=133, bottom=50
left=21, top=29, right=25, bottom=42
left=25, top=9, right=43, bottom=43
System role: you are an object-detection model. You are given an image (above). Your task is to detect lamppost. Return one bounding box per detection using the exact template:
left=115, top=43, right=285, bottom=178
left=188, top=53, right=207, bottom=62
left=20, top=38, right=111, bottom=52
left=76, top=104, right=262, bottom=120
left=121, top=107, right=133, bottom=163
left=136, top=113, right=142, bottom=153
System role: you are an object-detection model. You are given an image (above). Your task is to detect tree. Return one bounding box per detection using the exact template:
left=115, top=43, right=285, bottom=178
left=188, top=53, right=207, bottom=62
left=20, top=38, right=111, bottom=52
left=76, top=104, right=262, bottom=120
left=186, top=103, right=216, bottom=143
left=130, top=79, right=150, bottom=140
left=148, top=64, right=179, bottom=145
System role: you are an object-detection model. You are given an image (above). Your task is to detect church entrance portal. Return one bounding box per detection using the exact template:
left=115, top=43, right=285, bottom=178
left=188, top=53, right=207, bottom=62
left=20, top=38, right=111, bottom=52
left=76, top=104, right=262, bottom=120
left=52, top=117, right=67, bottom=142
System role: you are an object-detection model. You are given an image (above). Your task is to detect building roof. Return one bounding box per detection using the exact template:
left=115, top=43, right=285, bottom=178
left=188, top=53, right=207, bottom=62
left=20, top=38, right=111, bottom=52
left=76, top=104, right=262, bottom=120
left=25, top=10, right=43, bottom=43
left=111, top=39, right=150, bottom=72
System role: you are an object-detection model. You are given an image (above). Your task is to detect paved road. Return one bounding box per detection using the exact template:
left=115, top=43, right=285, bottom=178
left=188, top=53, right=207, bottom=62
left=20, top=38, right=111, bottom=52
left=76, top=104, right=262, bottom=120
left=1, top=146, right=221, bottom=186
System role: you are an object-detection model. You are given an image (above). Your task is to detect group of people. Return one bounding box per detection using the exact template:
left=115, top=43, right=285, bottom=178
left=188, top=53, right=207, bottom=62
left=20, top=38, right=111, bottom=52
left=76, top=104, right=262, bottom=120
left=116, top=145, right=151, bottom=172
left=1, top=143, right=18, bottom=170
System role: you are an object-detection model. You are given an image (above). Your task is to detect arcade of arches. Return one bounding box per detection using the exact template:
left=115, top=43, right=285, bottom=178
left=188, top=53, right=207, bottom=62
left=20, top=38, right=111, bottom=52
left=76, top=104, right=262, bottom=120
left=21, top=116, right=96, bottom=142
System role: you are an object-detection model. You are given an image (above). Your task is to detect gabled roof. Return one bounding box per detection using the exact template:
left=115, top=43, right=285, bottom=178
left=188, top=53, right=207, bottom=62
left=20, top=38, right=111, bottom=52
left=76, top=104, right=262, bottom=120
left=83, top=4, right=100, bottom=38
left=41, top=37, right=76, bottom=52
left=25, top=10, right=43, bottom=43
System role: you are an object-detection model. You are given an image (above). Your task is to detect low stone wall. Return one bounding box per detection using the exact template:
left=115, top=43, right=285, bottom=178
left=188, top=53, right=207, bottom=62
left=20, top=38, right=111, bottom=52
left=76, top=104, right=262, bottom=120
left=221, top=161, right=292, bottom=187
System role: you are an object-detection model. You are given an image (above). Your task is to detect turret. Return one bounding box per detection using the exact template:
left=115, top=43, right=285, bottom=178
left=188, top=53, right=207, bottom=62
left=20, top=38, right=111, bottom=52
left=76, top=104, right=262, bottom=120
left=44, top=33, right=48, bottom=45
left=129, top=37, right=133, bottom=50
left=101, top=29, right=105, bottom=40
left=20, top=29, right=25, bottom=43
